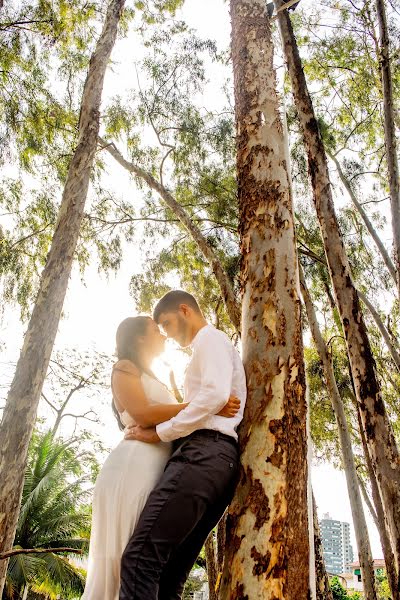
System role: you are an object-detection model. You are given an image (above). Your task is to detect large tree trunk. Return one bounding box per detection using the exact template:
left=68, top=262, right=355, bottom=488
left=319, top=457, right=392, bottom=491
left=376, top=0, right=400, bottom=302
left=355, top=402, right=400, bottom=600
left=220, top=1, right=310, bottom=597
left=300, top=266, right=378, bottom=599
left=0, top=0, right=125, bottom=592
left=276, top=2, right=400, bottom=584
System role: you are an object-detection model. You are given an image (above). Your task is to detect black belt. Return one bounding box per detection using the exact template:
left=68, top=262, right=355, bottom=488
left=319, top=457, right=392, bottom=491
left=183, top=429, right=237, bottom=445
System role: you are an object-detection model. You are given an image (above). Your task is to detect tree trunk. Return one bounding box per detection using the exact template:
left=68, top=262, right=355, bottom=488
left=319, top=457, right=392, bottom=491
left=376, top=0, right=400, bottom=302
left=300, top=266, right=378, bottom=599
left=327, top=150, right=396, bottom=283
left=220, top=1, right=309, bottom=597
left=99, top=137, right=241, bottom=333
left=205, top=533, right=218, bottom=600
left=357, top=289, right=400, bottom=372
left=312, top=493, right=333, bottom=600
left=355, top=402, right=400, bottom=600
left=276, top=2, right=400, bottom=584
left=0, top=0, right=125, bottom=592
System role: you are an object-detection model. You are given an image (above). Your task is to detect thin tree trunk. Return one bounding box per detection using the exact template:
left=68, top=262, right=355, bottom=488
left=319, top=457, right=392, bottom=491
left=0, top=0, right=125, bottom=592
left=276, top=3, right=400, bottom=584
left=357, top=289, right=400, bottom=372
left=205, top=533, right=218, bottom=600
left=220, top=1, right=309, bottom=597
left=312, top=493, right=333, bottom=600
left=355, top=401, right=400, bottom=600
left=327, top=150, right=396, bottom=282
left=300, top=266, right=378, bottom=599
left=376, top=0, right=400, bottom=302
left=99, top=137, right=241, bottom=333
left=357, top=473, right=379, bottom=527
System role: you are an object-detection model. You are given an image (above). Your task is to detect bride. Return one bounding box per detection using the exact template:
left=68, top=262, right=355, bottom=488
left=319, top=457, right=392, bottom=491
left=82, top=315, right=239, bottom=599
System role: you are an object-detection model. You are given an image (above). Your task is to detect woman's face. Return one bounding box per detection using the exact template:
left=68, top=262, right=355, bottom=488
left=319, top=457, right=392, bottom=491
left=142, top=318, right=167, bottom=357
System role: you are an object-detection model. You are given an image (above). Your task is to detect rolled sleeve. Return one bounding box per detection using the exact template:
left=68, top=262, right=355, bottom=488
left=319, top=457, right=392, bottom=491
left=156, top=335, right=233, bottom=442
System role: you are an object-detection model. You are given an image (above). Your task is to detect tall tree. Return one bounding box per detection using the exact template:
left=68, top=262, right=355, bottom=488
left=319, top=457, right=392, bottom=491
left=376, top=0, right=400, bottom=303
left=276, top=1, right=400, bottom=585
left=300, top=265, right=377, bottom=599
left=0, top=0, right=126, bottom=592
left=220, top=1, right=310, bottom=597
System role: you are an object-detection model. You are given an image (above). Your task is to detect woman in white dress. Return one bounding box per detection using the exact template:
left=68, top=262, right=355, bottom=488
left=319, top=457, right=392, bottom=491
left=82, top=316, right=238, bottom=600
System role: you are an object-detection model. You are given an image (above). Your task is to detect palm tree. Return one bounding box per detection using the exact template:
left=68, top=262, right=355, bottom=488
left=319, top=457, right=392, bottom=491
left=3, top=430, right=97, bottom=599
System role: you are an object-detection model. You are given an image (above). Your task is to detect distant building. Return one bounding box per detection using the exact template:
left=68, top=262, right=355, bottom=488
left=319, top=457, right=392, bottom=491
left=342, top=559, right=386, bottom=592
left=320, top=512, right=354, bottom=574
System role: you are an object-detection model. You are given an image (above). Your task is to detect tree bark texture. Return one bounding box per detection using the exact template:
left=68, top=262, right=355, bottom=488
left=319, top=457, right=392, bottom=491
left=220, top=2, right=310, bottom=598
left=356, top=404, right=400, bottom=600
left=276, top=2, right=400, bottom=581
left=300, top=266, right=378, bottom=600
left=376, top=0, right=400, bottom=302
left=205, top=533, right=219, bottom=600
left=99, top=137, right=241, bottom=333
left=0, top=0, right=125, bottom=592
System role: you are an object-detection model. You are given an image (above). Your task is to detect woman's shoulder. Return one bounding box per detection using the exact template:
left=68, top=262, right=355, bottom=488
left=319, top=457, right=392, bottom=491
left=112, top=359, right=141, bottom=378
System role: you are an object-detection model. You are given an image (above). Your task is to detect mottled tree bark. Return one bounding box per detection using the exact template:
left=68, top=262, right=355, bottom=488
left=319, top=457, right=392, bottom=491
left=376, top=0, right=400, bottom=302
left=0, top=0, right=125, bottom=592
left=356, top=403, right=400, bottom=600
left=276, top=2, right=400, bottom=585
left=300, top=267, right=378, bottom=600
left=220, top=1, right=309, bottom=597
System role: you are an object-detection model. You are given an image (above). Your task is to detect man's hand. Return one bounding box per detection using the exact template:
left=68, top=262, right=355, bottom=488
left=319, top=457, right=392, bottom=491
left=218, top=395, right=241, bottom=418
left=124, top=424, right=160, bottom=444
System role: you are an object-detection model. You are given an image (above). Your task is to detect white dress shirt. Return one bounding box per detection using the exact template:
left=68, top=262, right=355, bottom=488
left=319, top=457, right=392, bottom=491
left=156, top=324, right=247, bottom=442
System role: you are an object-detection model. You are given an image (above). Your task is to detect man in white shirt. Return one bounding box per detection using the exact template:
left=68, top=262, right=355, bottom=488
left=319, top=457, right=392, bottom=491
left=119, top=290, right=247, bottom=600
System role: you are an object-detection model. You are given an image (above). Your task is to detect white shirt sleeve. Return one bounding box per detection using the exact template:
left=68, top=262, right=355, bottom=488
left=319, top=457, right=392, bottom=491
left=156, top=333, right=233, bottom=442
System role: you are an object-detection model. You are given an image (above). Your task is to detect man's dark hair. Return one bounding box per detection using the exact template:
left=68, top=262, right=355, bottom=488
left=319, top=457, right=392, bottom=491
left=153, top=290, right=201, bottom=322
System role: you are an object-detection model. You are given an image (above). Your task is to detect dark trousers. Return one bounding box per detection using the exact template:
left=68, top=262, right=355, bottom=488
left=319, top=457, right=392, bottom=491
left=119, top=429, right=239, bottom=600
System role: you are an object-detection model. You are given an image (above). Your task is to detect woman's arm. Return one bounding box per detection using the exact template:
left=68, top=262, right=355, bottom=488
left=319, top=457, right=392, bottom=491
left=113, top=370, right=189, bottom=428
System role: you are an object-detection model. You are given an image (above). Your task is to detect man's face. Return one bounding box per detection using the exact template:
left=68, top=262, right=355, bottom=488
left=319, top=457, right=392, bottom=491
left=157, top=309, right=190, bottom=347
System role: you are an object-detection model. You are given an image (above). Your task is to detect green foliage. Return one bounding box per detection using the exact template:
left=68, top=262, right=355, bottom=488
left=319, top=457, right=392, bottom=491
left=330, top=576, right=361, bottom=600
left=4, top=429, right=98, bottom=599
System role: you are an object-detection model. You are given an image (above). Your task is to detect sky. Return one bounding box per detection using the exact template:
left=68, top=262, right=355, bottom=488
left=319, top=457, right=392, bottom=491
left=0, top=0, right=385, bottom=560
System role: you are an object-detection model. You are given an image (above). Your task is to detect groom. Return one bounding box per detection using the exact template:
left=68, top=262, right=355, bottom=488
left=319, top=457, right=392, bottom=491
left=119, top=290, right=246, bottom=600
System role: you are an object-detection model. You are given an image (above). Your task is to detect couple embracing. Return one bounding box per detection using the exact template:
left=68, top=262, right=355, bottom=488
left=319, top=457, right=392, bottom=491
left=82, top=290, right=247, bottom=599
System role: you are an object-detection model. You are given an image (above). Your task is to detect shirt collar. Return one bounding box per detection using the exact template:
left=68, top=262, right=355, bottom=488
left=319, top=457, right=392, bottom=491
left=190, top=323, right=213, bottom=348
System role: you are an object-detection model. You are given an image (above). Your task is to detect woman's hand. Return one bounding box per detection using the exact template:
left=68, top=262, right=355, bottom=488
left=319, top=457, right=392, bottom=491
left=218, top=395, right=241, bottom=418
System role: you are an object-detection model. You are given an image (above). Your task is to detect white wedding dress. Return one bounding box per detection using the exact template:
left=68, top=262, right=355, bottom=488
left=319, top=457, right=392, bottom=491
left=82, top=372, right=176, bottom=600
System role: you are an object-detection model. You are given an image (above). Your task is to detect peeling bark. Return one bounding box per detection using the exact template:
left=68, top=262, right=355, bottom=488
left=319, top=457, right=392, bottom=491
left=0, top=0, right=125, bottom=593
left=220, top=1, right=309, bottom=598
left=376, top=0, right=400, bottom=303
left=356, top=403, right=400, bottom=600
left=300, top=267, right=378, bottom=600
left=276, top=3, right=400, bottom=586
left=99, top=138, right=241, bottom=333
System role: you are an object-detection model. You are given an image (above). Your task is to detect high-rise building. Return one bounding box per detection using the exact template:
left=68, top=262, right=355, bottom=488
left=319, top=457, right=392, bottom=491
left=320, top=513, right=354, bottom=574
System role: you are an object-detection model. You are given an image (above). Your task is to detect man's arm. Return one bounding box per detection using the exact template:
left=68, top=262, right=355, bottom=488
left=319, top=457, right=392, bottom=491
left=156, top=334, right=234, bottom=442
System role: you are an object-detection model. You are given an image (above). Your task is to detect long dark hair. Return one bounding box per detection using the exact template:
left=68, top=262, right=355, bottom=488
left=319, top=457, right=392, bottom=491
left=112, top=316, right=151, bottom=430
